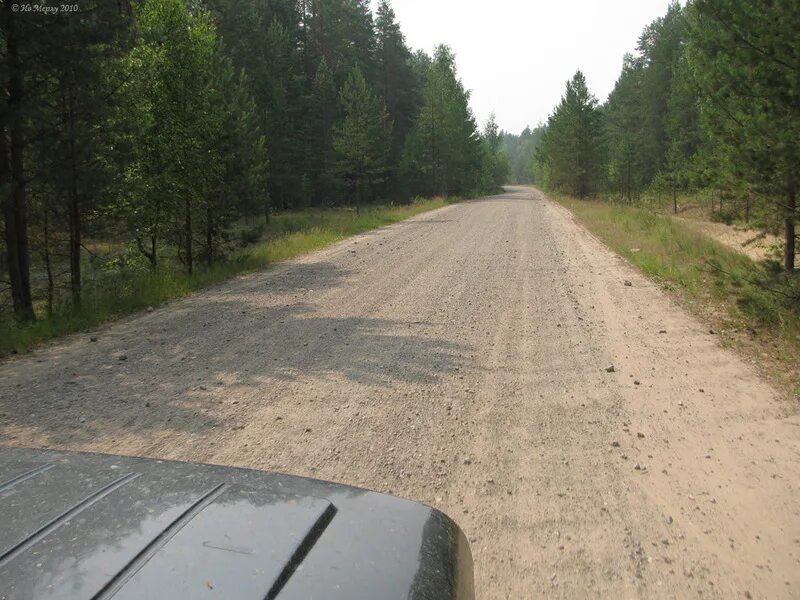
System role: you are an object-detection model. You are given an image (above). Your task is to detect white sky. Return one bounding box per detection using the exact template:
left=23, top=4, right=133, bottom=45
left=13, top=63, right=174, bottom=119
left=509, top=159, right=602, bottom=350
left=376, top=0, right=676, bottom=134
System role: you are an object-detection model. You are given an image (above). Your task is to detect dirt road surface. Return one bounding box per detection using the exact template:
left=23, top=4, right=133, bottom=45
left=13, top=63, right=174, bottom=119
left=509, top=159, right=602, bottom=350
left=2, top=187, right=798, bottom=598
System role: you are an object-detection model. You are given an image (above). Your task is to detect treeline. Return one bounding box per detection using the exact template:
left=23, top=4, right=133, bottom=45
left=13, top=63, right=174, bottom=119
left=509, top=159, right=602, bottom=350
left=500, top=125, right=544, bottom=185
left=535, top=0, right=798, bottom=272
left=0, top=0, right=506, bottom=321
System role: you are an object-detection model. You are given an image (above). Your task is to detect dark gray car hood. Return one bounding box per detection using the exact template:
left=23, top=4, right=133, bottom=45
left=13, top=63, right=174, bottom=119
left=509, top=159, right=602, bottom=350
left=0, top=448, right=473, bottom=599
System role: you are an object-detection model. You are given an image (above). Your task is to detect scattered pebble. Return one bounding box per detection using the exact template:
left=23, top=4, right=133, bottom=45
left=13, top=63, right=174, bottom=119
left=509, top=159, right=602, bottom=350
left=605, top=364, right=616, bottom=373
left=624, top=280, right=632, bottom=287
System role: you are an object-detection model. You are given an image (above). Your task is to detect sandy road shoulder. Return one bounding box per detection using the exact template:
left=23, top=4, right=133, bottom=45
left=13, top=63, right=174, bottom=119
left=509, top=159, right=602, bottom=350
left=540, top=187, right=799, bottom=598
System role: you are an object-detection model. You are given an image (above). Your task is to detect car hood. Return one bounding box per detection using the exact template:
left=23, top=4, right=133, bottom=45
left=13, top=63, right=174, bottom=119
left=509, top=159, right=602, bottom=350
left=0, top=448, right=473, bottom=600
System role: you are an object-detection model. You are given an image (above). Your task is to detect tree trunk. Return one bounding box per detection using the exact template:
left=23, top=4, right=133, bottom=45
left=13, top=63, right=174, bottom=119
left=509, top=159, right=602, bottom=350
left=672, top=188, right=677, bottom=214
left=785, top=187, right=796, bottom=273
left=184, top=196, right=193, bottom=275
left=150, top=203, right=160, bottom=269
left=150, top=232, right=157, bottom=268
left=744, top=191, right=751, bottom=225
left=355, top=170, right=361, bottom=216
left=68, top=185, right=81, bottom=306
left=66, top=76, right=81, bottom=307
left=625, top=161, right=631, bottom=203
left=1, top=4, right=34, bottom=320
left=43, top=200, right=54, bottom=317
left=205, top=205, right=214, bottom=265
left=430, top=102, right=436, bottom=196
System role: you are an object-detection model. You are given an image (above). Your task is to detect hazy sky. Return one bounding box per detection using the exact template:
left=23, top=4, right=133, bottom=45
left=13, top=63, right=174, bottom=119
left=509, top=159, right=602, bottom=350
left=377, top=0, right=675, bottom=134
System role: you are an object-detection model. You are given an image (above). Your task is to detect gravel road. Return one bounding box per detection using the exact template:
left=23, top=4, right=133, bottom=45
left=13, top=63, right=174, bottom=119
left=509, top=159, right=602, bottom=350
left=1, top=186, right=798, bottom=598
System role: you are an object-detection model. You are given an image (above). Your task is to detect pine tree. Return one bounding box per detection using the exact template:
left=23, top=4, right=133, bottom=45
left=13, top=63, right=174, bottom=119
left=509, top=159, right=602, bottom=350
left=662, top=49, right=703, bottom=212
left=604, top=54, right=645, bottom=201
left=602, top=3, right=693, bottom=202
left=305, top=0, right=377, bottom=87
left=262, top=18, right=303, bottom=209
left=636, top=2, right=685, bottom=184
left=307, top=57, right=338, bottom=204
left=375, top=0, right=417, bottom=196
left=538, top=71, right=604, bottom=197
left=33, top=3, right=131, bottom=306
left=332, top=67, right=389, bottom=214
left=403, top=45, right=483, bottom=197
left=1, top=2, right=36, bottom=320
left=687, top=0, right=799, bottom=271
left=1, top=0, right=130, bottom=318
left=200, top=56, right=268, bottom=263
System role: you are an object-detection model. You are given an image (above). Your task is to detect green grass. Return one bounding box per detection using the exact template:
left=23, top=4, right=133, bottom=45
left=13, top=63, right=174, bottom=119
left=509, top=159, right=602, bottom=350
left=0, top=197, right=456, bottom=356
left=556, top=194, right=800, bottom=394
left=626, top=187, right=784, bottom=234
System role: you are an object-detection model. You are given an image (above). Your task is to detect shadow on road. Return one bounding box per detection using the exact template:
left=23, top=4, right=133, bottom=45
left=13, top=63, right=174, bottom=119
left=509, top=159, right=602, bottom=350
left=0, top=261, right=473, bottom=445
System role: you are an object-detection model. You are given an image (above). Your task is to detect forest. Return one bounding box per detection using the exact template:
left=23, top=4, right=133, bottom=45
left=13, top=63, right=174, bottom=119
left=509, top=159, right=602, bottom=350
left=521, top=0, right=798, bottom=275
left=0, top=0, right=508, bottom=325
left=500, top=125, right=543, bottom=185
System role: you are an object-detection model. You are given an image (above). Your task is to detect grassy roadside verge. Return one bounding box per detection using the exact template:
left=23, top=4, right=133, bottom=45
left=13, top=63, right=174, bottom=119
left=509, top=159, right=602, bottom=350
left=554, top=194, right=800, bottom=397
left=0, top=197, right=455, bottom=357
